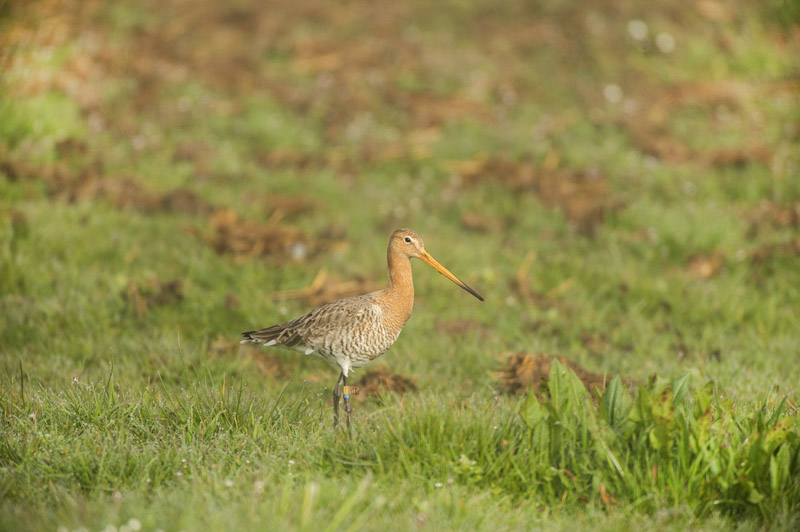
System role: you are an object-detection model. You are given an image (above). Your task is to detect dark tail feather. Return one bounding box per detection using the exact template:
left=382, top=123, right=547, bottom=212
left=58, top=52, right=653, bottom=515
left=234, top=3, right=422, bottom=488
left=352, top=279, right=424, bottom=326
left=240, top=325, right=283, bottom=345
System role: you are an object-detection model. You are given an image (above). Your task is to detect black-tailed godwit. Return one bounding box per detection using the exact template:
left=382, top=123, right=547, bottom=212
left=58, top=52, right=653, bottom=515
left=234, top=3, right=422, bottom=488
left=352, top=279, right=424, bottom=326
left=242, top=228, right=484, bottom=427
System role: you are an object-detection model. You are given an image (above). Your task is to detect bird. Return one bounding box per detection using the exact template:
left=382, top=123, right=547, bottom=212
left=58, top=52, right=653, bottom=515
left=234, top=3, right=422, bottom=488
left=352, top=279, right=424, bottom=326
left=241, top=228, right=484, bottom=427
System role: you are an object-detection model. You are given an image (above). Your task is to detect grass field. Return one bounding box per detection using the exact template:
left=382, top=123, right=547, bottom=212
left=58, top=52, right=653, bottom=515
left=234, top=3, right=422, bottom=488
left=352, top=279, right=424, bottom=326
left=2, top=0, right=800, bottom=530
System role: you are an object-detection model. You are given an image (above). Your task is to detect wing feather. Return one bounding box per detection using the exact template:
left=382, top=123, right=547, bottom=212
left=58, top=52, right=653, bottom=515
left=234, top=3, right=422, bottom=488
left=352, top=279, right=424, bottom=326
left=241, top=293, right=381, bottom=354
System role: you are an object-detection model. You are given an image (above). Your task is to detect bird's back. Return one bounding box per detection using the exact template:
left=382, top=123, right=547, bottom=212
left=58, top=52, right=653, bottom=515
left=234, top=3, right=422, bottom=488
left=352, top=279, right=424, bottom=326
left=242, top=291, right=402, bottom=368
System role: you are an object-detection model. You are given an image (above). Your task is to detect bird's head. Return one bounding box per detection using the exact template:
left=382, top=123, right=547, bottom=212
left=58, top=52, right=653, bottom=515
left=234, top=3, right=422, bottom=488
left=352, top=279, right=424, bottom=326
left=389, top=228, right=484, bottom=301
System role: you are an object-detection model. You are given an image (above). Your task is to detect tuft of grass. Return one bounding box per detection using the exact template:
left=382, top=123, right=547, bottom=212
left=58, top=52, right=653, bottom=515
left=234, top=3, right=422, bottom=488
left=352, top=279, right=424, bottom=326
left=322, top=362, right=800, bottom=523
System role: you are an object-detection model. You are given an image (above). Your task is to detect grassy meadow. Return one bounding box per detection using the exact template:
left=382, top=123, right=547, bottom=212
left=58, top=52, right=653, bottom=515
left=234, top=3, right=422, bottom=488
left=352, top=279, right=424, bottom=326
left=1, top=0, right=800, bottom=530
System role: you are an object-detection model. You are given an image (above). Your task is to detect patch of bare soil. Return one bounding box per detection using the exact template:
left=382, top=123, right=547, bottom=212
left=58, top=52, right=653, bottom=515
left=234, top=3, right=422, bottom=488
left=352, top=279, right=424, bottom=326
left=200, top=209, right=316, bottom=262
left=498, top=352, right=611, bottom=396
left=354, top=367, right=417, bottom=399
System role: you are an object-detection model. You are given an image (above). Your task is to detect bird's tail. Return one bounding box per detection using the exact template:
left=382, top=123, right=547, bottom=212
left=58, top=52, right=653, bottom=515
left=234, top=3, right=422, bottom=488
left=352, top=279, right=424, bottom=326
left=240, top=325, right=282, bottom=346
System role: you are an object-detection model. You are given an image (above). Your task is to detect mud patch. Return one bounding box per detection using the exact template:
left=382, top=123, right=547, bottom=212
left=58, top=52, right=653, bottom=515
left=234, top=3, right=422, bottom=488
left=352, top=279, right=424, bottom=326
left=498, top=352, right=610, bottom=396
left=354, top=367, right=417, bottom=399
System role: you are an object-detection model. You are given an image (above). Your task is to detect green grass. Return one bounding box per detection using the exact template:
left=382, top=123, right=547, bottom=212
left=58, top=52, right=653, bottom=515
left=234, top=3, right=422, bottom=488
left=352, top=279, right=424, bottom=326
left=2, top=0, right=800, bottom=530
left=2, top=366, right=798, bottom=531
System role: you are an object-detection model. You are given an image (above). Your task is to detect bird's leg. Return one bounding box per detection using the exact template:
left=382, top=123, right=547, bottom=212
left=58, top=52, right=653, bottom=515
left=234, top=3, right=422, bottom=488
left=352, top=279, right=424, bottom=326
left=332, top=372, right=344, bottom=428
left=343, top=374, right=353, bottom=428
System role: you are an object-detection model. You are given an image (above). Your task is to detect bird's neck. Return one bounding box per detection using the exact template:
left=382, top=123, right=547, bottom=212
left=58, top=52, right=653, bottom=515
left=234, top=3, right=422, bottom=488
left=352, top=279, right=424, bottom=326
left=383, top=249, right=414, bottom=329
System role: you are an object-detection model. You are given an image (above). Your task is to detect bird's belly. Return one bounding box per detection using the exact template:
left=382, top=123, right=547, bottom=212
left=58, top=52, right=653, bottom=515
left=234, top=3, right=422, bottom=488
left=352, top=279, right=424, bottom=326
left=320, top=327, right=401, bottom=367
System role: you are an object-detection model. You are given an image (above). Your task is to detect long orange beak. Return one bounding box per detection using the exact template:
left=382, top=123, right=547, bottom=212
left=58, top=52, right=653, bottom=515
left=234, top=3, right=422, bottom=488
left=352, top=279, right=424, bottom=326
left=418, top=250, right=484, bottom=301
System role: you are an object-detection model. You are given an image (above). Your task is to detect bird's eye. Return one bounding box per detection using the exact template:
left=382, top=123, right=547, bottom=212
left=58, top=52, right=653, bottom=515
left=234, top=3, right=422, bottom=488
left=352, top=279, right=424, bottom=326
left=404, top=237, right=412, bottom=243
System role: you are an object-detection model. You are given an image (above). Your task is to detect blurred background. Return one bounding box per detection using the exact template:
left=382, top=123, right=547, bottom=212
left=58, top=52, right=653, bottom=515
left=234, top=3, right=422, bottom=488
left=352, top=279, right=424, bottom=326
left=1, top=0, right=799, bottom=394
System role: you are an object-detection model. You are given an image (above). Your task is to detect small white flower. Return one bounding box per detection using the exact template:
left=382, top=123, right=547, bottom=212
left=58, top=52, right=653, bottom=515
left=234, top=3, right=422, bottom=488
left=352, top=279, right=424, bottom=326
left=57, top=526, right=68, bottom=532
left=176, top=471, right=183, bottom=477
left=434, top=482, right=443, bottom=488
left=254, top=480, right=266, bottom=494
left=146, top=478, right=151, bottom=484
left=128, top=518, right=142, bottom=531
left=603, top=84, right=623, bottom=104
left=224, top=479, right=234, bottom=488
left=288, top=459, right=295, bottom=466
left=656, top=32, right=675, bottom=53
left=627, top=19, right=648, bottom=41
